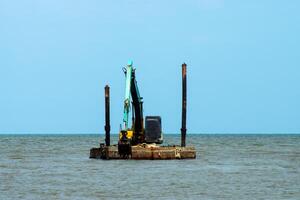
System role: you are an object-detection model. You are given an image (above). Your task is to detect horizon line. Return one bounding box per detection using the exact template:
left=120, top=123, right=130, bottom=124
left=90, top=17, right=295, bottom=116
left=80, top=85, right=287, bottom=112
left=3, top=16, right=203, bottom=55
left=0, top=133, right=300, bottom=135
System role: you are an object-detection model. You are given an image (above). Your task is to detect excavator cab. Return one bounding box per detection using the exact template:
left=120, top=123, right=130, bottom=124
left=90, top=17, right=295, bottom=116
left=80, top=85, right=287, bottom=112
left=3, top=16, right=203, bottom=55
left=145, top=116, right=163, bottom=144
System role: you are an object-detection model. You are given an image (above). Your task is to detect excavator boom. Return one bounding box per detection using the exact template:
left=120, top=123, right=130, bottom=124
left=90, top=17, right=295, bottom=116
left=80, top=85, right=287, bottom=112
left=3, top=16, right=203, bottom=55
left=118, top=60, right=162, bottom=157
left=121, top=60, right=144, bottom=143
left=122, top=61, right=133, bottom=130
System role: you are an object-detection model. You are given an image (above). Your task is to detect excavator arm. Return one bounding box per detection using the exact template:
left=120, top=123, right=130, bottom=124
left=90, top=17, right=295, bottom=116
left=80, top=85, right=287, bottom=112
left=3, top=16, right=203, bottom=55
left=119, top=61, right=144, bottom=158
left=122, top=60, right=133, bottom=130
left=118, top=60, right=161, bottom=157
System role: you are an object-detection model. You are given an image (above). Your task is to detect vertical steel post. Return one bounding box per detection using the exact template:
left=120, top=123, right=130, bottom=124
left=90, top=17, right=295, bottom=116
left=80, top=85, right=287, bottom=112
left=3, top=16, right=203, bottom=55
left=181, top=63, right=187, bottom=147
left=105, top=85, right=110, bottom=146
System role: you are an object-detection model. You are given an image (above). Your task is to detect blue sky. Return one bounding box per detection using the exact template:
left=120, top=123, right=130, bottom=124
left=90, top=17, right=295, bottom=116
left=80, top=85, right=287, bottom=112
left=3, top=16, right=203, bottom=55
left=1, top=0, right=299, bottom=134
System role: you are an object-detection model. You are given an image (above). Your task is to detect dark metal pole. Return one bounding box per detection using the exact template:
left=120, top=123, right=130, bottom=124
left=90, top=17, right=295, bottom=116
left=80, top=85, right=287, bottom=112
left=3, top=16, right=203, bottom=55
left=104, top=85, right=110, bottom=146
left=181, top=63, right=187, bottom=147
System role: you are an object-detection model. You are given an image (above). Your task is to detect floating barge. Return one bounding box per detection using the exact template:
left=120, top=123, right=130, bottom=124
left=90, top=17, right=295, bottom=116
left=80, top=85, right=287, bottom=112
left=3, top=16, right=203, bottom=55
left=90, top=144, right=196, bottom=160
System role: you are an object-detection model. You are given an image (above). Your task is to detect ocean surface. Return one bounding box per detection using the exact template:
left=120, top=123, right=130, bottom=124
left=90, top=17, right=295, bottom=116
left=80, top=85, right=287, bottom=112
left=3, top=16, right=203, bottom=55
left=0, top=134, right=299, bottom=200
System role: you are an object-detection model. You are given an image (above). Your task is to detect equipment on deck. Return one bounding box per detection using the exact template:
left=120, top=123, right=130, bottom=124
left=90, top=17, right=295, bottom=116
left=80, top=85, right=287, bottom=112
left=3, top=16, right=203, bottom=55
left=89, top=62, right=196, bottom=160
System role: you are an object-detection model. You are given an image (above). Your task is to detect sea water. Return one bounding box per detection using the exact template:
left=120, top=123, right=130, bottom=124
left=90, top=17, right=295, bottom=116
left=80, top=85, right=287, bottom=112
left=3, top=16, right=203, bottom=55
left=0, top=134, right=299, bottom=199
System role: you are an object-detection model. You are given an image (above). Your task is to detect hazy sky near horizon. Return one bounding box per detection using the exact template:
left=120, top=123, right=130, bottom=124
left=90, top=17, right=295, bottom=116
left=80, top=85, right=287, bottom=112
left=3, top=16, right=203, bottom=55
left=1, top=0, right=299, bottom=134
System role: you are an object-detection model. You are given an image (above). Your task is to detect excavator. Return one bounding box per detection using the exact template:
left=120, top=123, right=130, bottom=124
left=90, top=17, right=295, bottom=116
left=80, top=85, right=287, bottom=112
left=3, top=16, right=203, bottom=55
left=118, top=61, right=163, bottom=157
